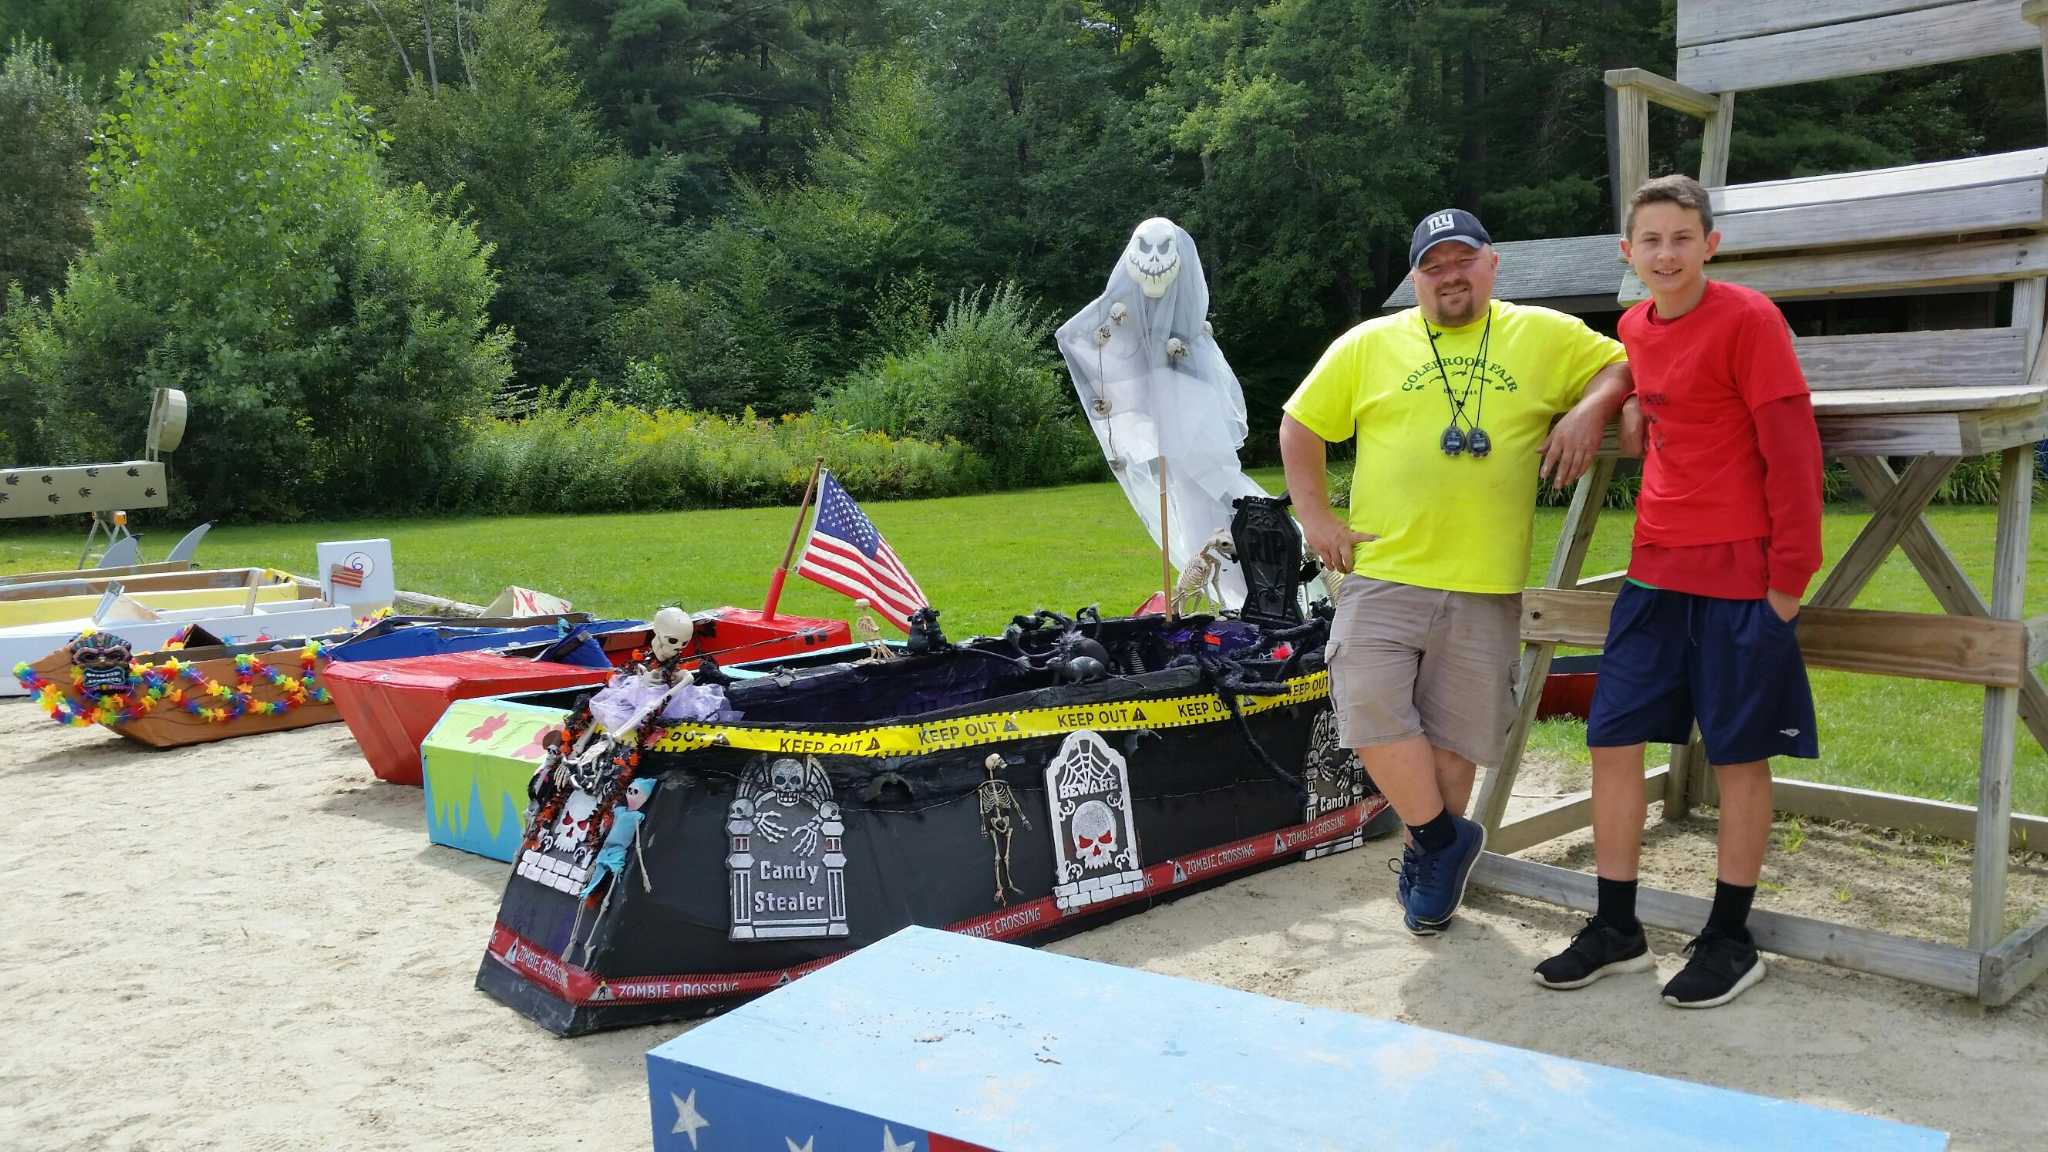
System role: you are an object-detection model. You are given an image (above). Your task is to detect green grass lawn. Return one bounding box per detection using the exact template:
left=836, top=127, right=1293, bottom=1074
left=4, top=467, right=2044, bottom=813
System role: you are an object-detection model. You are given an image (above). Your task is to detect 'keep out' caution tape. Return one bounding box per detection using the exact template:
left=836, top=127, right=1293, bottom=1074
left=644, top=671, right=1331, bottom=759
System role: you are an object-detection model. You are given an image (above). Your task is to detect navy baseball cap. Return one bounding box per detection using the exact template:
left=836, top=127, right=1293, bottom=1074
left=1410, top=208, right=1492, bottom=267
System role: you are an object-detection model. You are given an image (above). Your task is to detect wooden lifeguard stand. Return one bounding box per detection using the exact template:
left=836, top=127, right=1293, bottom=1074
left=1472, top=0, right=2048, bottom=1006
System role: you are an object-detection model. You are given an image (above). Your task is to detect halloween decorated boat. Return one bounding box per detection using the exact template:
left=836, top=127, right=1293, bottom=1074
left=474, top=494, right=1395, bottom=1034
left=15, top=627, right=342, bottom=748
left=476, top=599, right=1393, bottom=1036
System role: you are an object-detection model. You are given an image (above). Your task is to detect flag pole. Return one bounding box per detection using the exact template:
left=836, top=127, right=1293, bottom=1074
left=1159, top=457, right=1175, bottom=620
left=762, top=456, right=826, bottom=621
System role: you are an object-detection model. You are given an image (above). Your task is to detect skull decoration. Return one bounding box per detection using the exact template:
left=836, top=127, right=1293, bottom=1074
left=1071, top=799, right=1117, bottom=867
left=69, top=630, right=135, bottom=698
left=649, top=606, right=694, bottom=663
left=1166, top=337, right=1188, bottom=361
left=544, top=789, right=600, bottom=863
left=1123, top=217, right=1182, bottom=299
left=769, top=757, right=807, bottom=804
left=1109, top=301, right=1129, bottom=325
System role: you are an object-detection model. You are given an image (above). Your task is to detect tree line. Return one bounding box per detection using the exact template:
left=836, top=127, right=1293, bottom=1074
left=0, top=1, right=2039, bottom=519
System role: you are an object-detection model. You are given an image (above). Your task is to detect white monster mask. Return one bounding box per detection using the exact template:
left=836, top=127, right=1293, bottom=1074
left=649, top=606, right=694, bottom=662
left=1123, top=217, right=1182, bottom=299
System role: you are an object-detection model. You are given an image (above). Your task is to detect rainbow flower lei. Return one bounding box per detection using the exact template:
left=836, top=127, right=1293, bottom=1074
left=13, top=641, right=332, bottom=729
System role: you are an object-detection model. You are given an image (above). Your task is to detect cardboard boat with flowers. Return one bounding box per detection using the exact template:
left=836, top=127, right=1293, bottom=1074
left=16, top=627, right=340, bottom=749
left=477, top=588, right=1400, bottom=1036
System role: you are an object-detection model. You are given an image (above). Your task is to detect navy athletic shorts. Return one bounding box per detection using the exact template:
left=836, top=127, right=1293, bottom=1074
left=1585, top=581, right=1819, bottom=763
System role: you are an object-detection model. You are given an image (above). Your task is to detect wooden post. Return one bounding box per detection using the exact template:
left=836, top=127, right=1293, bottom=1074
left=762, top=457, right=825, bottom=621
left=1698, top=92, right=1735, bottom=187
left=1615, top=86, right=1649, bottom=230
left=2014, top=277, right=2047, bottom=368
left=1971, top=445, right=2031, bottom=956
left=1475, top=457, right=1615, bottom=835
left=1159, top=458, right=1175, bottom=620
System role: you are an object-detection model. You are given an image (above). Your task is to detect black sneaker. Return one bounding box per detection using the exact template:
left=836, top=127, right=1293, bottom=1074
left=1533, top=916, right=1654, bottom=989
left=1661, top=927, right=1767, bottom=1009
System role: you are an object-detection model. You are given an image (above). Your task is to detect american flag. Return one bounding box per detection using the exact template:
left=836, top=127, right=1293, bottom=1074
left=796, top=470, right=929, bottom=632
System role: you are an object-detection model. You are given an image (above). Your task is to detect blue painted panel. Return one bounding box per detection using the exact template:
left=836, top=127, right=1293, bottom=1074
left=645, top=926, right=1948, bottom=1152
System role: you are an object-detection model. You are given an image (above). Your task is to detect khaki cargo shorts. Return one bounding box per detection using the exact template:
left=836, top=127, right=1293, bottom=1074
left=1324, top=575, right=1522, bottom=767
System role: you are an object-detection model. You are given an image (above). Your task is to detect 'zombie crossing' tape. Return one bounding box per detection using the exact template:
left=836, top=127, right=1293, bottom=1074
left=643, top=671, right=1332, bottom=759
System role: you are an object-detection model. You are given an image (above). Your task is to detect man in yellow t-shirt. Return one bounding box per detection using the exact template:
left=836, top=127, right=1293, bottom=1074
left=1280, top=208, right=1632, bottom=936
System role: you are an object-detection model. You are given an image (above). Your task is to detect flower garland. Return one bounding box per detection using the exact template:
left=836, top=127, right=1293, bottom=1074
left=13, top=641, right=332, bottom=729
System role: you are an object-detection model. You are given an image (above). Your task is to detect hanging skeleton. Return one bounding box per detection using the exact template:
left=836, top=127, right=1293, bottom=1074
left=978, top=753, right=1032, bottom=904
left=1056, top=217, right=1269, bottom=609
left=569, top=777, right=658, bottom=963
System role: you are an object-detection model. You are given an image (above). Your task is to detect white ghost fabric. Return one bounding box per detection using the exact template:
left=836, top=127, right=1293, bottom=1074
left=1056, top=217, right=1267, bottom=607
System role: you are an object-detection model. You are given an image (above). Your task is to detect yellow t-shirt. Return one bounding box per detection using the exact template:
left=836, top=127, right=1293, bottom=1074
left=1284, top=300, right=1626, bottom=594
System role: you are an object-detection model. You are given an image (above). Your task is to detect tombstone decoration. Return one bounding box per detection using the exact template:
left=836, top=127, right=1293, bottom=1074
left=727, top=755, right=849, bottom=940
left=1301, top=709, right=1370, bottom=860
left=518, top=784, right=601, bottom=893
left=1044, top=730, right=1146, bottom=912
left=1230, top=492, right=1312, bottom=628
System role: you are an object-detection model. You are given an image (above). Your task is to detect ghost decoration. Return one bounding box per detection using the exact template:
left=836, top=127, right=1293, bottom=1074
left=1056, top=217, right=1268, bottom=608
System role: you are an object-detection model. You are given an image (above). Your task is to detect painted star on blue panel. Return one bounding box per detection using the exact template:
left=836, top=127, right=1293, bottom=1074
left=787, top=1138, right=815, bottom=1152
left=882, top=1126, right=918, bottom=1152
left=671, top=1089, right=710, bottom=1149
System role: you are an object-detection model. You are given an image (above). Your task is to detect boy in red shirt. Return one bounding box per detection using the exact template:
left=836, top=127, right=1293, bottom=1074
left=1534, top=174, right=1823, bottom=1009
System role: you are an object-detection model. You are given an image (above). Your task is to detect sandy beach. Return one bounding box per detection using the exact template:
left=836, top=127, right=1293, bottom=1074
left=3, top=703, right=2044, bottom=1151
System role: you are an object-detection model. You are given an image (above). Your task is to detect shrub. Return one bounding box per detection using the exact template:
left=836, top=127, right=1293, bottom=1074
left=820, top=282, right=1104, bottom=488
left=437, top=395, right=992, bottom=515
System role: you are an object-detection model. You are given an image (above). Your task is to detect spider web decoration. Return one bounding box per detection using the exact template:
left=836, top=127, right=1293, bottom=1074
left=1053, top=734, right=1123, bottom=803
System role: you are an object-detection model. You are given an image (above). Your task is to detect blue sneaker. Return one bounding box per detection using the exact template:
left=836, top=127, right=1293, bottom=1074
left=1388, top=843, right=1420, bottom=908
left=1401, top=815, right=1486, bottom=935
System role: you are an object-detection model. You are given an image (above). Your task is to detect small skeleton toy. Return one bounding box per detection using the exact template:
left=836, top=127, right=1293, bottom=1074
left=979, top=753, right=1032, bottom=904
left=852, top=598, right=895, bottom=661
left=1170, top=527, right=1237, bottom=616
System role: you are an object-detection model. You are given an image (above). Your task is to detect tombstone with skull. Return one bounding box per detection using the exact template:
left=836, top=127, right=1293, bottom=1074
left=1043, top=729, right=1146, bottom=912
left=69, top=629, right=135, bottom=699
left=727, top=754, right=849, bottom=940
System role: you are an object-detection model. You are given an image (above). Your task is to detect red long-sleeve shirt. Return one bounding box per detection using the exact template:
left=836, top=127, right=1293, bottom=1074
left=1620, top=281, right=1823, bottom=600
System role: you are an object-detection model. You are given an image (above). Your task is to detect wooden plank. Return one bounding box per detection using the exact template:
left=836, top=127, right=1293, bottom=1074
left=1616, top=87, right=1649, bottom=233
left=1490, top=766, right=1672, bottom=856
left=1476, top=459, right=1616, bottom=837
left=1842, top=456, right=2048, bottom=755
left=1679, top=2, right=1980, bottom=50
left=1619, top=236, right=2048, bottom=304
left=1818, top=412, right=1967, bottom=455
left=2027, top=613, right=2048, bottom=663
left=1716, top=148, right=2048, bottom=214
left=1603, top=67, right=1721, bottom=118
left=1980, top=907, right=2048, bottom=1005
left=1795, top=329, right=2028, bottom=393
left=1966, top=397, right=2048, bottom=453
left=1699, top=92, right=1737, bottom=188
left=1809, top=455, right=1958, bottom=609
left=1521, top=589, right=2026, bottom=687
left=1768, top=777, right=2048, bottom=851
left=1716, top=179, right=2048, bottom=256
left=1971, top=444, right=2031, bottom=952
left=1471, top=853, right=1985, bottom=995
left=1577, top=570, right=1628, bottom=593
left=2014, top=276, right=2047, bottom=367
left=1677, top=0, right=2039, bottom=93
left=1810, top=384, right=2047, bottom=416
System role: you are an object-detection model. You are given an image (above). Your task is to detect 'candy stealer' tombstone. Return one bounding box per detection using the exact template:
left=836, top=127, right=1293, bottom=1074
left=644, top=926, right=1949, bottom=1151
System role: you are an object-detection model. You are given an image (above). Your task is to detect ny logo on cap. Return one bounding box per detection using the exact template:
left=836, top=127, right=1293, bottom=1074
left=1426, top=212, right=1458, bottom=234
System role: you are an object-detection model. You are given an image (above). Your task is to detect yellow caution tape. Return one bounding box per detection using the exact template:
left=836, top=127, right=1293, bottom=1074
left=645, top=670, right=1331, bottom=759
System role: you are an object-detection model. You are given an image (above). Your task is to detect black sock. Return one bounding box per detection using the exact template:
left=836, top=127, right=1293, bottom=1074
left=1408, top=809, right=1457, bottom=853
left=1597, top=876, right=1639, bottom=935
left=1708, top=880, right=1756, bottom=936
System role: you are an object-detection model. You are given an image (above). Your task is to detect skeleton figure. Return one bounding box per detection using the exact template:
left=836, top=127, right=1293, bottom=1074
left=1055, top=217, right=1267, bottom=608
left=978, top=753, right=1032, bottom=904
left=69, top=630, right=135, bottom=698
left=648, top=606, right=693, bottom=663
left=852, top=598, right=894, bottom=661
left=740, top=756, right=836, bottom=857
left=1170, top=527, right=1238, bottom=616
